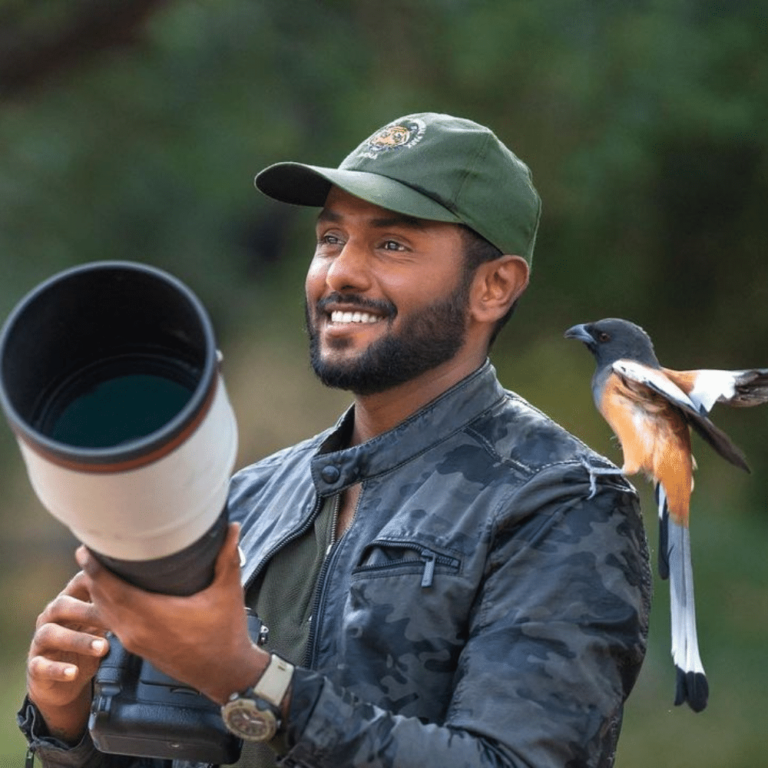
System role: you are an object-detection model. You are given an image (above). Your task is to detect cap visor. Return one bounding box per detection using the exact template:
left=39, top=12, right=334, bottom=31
left=255, top=162, right=462, bottom=224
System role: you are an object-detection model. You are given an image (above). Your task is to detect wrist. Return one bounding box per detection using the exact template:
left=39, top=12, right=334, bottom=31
left=205, top=643, right=270, bottom=706
left=30, top=687, right=91, bottom=746
left=220, top=653, right=295, bottom=743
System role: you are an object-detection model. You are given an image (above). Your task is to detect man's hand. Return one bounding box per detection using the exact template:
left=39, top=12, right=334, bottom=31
left=27, top=571, right=110, bottom=744
left=76, top=522, right=268, bottom=704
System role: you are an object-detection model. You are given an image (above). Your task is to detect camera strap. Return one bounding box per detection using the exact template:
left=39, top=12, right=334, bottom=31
left=25, top=747, right=34, bottom=768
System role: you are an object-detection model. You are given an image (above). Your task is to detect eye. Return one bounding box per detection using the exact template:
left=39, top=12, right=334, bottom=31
left=316, top=232, right=345, bottom=253
left=597, top=331, right=611, bottom=343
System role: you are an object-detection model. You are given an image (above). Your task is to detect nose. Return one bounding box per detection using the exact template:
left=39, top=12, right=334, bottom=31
left=324, top=240, right=372, bottom=293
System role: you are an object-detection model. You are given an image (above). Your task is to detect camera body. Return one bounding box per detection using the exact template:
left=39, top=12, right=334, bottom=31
left=89, top=612, right=268, bottom=763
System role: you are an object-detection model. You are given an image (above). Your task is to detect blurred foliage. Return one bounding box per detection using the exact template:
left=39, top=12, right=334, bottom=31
left=1, top=0, right=768, bottom=764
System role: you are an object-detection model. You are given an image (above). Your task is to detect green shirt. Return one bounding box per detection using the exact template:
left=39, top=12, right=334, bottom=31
left=233, top=494, right=339, bottom=767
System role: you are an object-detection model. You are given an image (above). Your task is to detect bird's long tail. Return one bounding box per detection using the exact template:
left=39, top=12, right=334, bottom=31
left=655, top=483, right=709, bottom=712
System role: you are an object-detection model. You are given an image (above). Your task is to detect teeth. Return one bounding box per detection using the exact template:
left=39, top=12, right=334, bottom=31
left=330, top=310, right=381, bottom=324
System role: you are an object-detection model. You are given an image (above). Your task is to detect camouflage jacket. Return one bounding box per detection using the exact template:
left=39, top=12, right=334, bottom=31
left=20, top=361, right=651, bottom=768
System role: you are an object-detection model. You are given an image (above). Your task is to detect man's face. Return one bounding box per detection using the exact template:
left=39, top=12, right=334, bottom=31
left=305, top=187, right=472, bottom=395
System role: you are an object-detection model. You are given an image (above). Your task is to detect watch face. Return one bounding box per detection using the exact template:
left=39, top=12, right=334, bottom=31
left=223, top=699, right=278, bottom=742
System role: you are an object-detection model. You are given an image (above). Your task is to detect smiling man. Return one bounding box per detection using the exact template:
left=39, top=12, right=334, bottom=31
left=20, top=113, right=651, bottom=768
left=304, top=187, right=529, bottom=420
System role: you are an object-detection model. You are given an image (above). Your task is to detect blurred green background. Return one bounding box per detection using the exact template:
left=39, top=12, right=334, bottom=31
left=1, top=0, right=767, bottom=764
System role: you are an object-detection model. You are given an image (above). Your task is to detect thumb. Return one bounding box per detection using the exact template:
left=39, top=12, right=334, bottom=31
left=212, top=522, right=243, bottom=586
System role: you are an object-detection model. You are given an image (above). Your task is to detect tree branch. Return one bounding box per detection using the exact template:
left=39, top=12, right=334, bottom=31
left=0, top=0, right=171, bottom=99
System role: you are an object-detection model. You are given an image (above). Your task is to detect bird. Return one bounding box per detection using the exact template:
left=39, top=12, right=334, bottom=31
left=564, top=317, right=768, bottom=712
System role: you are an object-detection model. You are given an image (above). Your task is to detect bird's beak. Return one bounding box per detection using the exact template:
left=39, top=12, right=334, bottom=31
left=564, top=324, right=593, bottom=345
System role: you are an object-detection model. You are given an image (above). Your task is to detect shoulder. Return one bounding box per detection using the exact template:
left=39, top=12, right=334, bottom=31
left=469, top=388, right=612, bottom=474
left=465, top=389, right=641, bottom=542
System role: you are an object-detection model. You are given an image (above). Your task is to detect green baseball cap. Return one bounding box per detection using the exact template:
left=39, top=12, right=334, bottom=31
left=254, top=112, right=541, bottom=264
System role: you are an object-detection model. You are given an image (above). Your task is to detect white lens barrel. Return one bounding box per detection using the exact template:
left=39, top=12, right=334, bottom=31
left=0, top=261, right=239, bottom=594
left=17, top=376, right=237, bottom=561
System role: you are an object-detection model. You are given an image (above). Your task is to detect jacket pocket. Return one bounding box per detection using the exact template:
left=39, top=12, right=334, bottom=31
left=353, top=539, right=461, bottom=588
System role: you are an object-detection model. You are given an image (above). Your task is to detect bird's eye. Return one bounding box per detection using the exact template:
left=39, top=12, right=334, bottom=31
left=597, top=332, right=611, bottom=343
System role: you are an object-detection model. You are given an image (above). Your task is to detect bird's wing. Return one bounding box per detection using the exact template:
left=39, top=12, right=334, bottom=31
left=612, top=360, right=700, bottom=415
left=663, top=367, right=768, bottom=413
left=612, top=360, right=750, bottom=472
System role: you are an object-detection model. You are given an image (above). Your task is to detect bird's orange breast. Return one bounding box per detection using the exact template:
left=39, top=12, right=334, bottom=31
left=599, top=372, right=694, bottom=525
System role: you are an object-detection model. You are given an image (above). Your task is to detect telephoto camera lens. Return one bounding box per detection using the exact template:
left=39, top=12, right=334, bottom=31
left=0, top=261, right=238, bottom=595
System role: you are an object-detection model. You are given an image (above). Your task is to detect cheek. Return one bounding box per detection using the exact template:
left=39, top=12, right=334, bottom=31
left=388, top=272, right=454, bottom=312
left=305, top=258, right=327, bottom=298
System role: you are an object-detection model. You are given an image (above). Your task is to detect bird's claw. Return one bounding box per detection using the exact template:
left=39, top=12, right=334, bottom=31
left=579, top=456, right=624, bottom=499
left=584, top=461, right=599, bottom=499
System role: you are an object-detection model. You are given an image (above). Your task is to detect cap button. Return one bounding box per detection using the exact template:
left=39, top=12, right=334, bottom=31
left=320, top=465, right=341, bottom=484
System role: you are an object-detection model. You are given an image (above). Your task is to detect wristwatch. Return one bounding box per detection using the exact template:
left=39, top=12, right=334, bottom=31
left=220, top=654, right=295, bottom=742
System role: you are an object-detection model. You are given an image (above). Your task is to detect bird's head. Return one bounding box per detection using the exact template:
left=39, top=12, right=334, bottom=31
left=564, top=318, right=660, bottom=368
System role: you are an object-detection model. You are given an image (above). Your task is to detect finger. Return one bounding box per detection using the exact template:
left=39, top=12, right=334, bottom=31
left=74, top=545, right=103, bottom=578
left=27, top=654, right=81, bottom=684
left=212, top=522, right=243, bottom=586
left=32, top=623, right=110, bottom=660
left=61, top=570, right=93, bottom=602
left=35, top=593, right=108, bottom=634
left=76, top=546, right=142, bottom=610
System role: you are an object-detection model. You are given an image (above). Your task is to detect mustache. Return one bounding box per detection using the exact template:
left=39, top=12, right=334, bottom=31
left=315, top=293, right=397, bottom=319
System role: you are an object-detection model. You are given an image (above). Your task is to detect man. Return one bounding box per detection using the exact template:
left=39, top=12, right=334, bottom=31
left=19, top=113, right=651, bottom=768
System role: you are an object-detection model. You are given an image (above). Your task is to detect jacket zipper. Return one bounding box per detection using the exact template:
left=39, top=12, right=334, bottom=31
left=353, top=542, right=459, bottom=589
left=419, top=548, right=461, bottom=587
left=304, top=490, right=360, bottom=667
left=420, top=549, right=437, bottom=588
left=243, top=496, right=322, bottom=592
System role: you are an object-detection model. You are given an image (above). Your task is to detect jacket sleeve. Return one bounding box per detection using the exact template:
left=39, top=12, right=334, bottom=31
left=279, top=462, right=651, bottom=768
left=17, top=697, right=168, bottom=768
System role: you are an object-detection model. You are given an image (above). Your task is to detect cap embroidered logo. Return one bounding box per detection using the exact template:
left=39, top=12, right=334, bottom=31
left=361, top=118, right=426, bottom=159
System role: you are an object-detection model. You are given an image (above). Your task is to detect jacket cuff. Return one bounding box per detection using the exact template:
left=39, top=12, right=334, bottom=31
left=17, top=696, right=102, bottom=768
left=281, top=668, right=327, bottom=763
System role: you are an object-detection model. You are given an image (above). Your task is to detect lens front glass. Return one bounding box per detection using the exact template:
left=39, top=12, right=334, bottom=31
left=34, top=354, right=198, bottom=449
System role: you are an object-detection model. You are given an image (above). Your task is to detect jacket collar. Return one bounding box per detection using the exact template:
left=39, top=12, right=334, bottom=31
left=310, top=360, right=505, bottom=495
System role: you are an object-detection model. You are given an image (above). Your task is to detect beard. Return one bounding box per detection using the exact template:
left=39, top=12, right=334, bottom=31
left=306, top=278, right=471, bottom=396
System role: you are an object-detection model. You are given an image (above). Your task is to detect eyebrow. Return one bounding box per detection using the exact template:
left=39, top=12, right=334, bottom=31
left=317, top=208, right=427, bottom=230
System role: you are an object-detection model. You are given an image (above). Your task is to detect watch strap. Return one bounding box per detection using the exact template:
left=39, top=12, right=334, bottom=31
left=254, top=654, right=294, bottom=708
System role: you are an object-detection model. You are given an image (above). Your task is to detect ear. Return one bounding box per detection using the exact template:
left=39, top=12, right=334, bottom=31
left=468, top=255, right=530, bottom=324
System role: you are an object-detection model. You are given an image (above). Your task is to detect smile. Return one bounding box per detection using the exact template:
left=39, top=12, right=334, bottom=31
left=329, top=310, right=383, bottom=325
